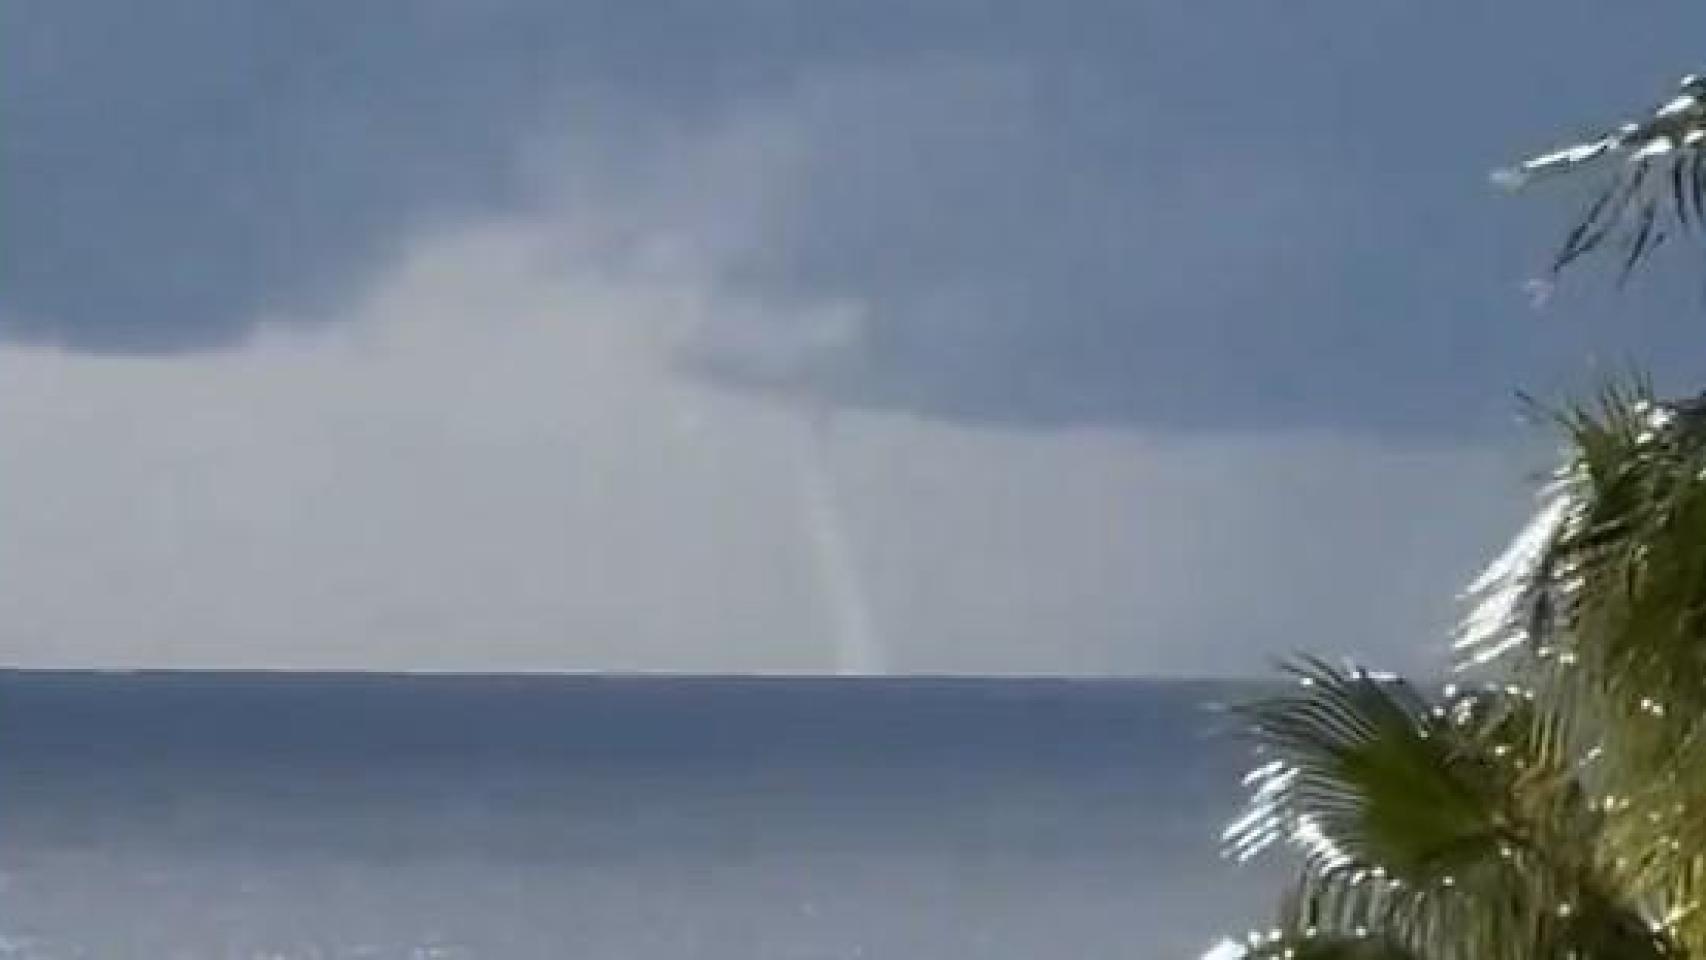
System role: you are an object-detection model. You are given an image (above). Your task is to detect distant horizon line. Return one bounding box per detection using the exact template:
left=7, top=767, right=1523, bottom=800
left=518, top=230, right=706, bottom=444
left=0, top=668, right=1467, bottom=689
left=0, top=666, right=1288, bottom=684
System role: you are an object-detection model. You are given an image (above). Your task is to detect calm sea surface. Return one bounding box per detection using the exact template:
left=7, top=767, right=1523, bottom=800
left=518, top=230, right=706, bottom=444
left=0, top=673, right=1283, bottom=958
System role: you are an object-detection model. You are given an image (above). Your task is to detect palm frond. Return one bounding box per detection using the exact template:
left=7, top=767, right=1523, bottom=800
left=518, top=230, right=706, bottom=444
left=1496, top=74, right=1706, bottom=282
left=1226, top=659, right=1508, bottom=878
left=1443, top=380, right=1706, bottom=949
left=1219, top=659, right=1672, bottom=959
left=1475, top=385, right=1706, bottom=743
left=1203, top=931, right=1422, bottom=960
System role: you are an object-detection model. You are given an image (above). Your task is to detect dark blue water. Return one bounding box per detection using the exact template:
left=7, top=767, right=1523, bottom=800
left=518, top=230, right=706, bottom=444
left=0, top=673, right=1280, bottom=958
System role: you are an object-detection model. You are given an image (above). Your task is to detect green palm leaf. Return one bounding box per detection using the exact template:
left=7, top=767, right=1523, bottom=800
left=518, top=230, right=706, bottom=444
left=1213, top=660, right=1671, bottom=960
left=1455, top=384, right=1706, bottom=945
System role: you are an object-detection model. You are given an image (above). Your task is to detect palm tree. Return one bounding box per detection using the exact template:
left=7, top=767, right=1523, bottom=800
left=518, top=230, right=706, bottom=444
left=1206, top=73, right=1706, bottom=959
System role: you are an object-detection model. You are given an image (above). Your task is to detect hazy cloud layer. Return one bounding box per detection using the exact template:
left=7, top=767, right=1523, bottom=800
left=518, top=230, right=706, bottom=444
left=10, top=3, right=1706, bottom=434
left=0, top=211, right=1520, bottom=674
left=3, top=2, right=1695, bottom=673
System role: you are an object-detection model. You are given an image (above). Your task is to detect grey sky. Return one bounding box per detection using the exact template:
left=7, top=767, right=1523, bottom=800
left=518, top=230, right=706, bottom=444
left=3, top=3, right=1702, bottom=674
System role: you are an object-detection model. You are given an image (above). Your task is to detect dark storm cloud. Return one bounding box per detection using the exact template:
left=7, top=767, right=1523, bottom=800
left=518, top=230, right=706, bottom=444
left=7, top=1, right=1706, bottom=434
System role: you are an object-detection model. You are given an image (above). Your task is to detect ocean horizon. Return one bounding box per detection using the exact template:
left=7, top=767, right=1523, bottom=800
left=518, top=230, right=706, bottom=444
left=0, top=671, right=1284, bottom=958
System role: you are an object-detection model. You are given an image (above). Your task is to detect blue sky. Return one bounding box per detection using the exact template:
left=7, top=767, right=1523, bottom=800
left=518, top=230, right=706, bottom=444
left=4, top=3, right=1706, bottom=673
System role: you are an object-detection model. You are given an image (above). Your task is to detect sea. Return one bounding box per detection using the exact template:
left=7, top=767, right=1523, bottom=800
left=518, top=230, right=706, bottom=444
left=0, top=673, right=1286, bottom=959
